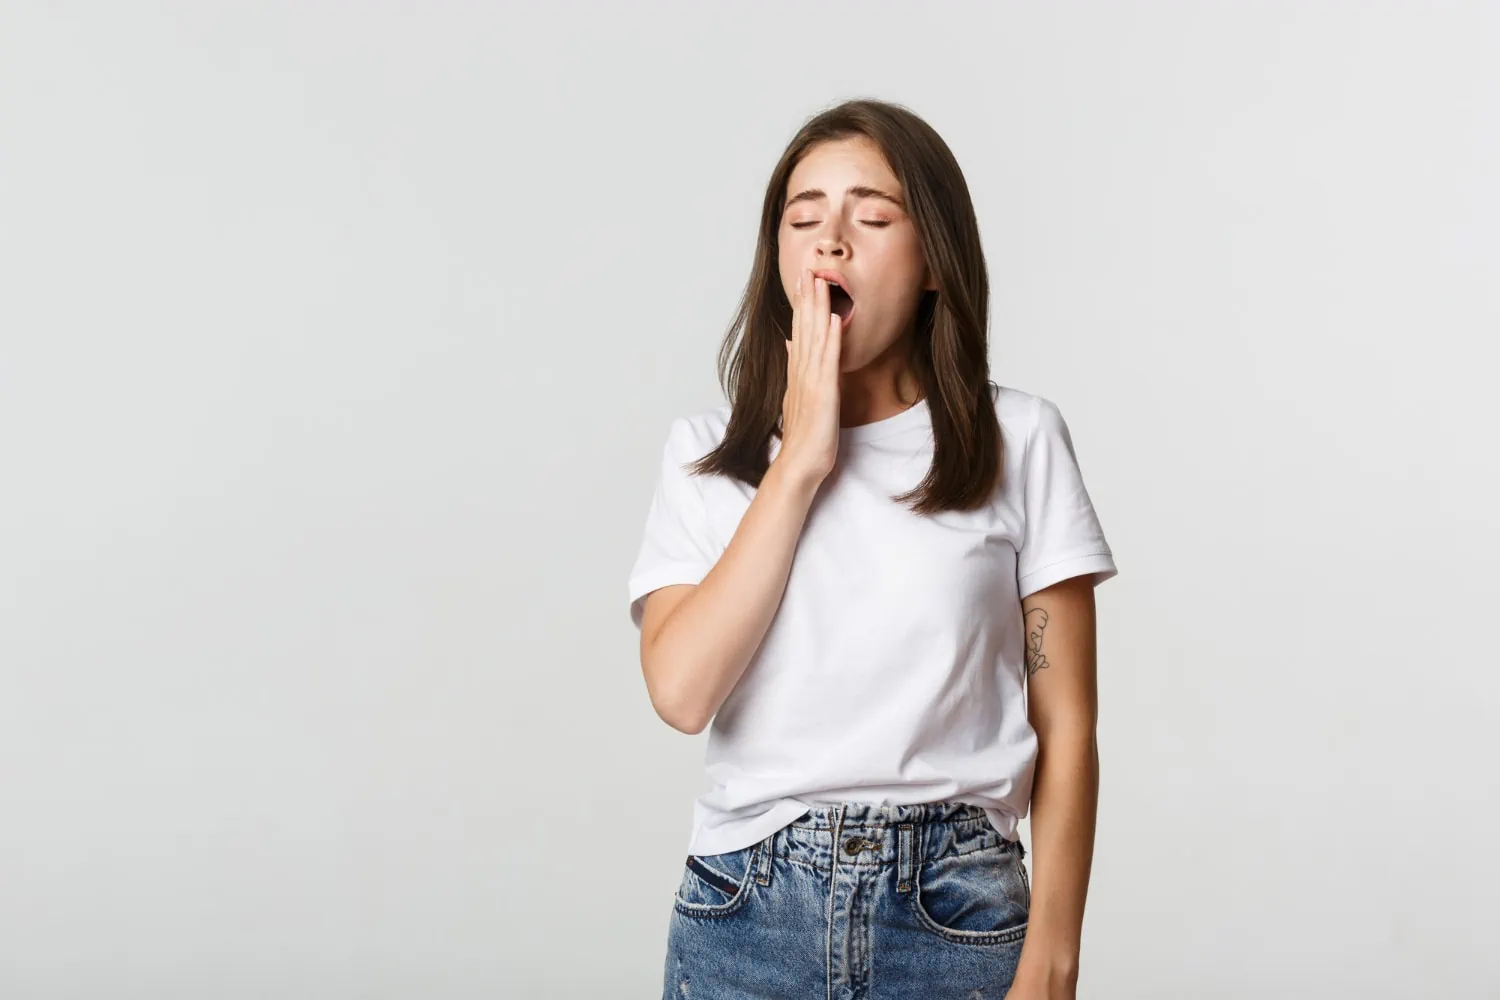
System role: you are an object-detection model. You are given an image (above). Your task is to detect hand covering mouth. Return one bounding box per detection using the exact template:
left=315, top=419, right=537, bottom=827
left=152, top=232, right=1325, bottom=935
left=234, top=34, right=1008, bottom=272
left=812, top=270, right=856, bottom=323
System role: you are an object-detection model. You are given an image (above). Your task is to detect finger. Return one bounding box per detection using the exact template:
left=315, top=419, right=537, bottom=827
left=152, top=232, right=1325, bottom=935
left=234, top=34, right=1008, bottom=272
left=789, top=269, right=805, bottom=379
left=822, top=311, right=842, bottom=369
left=813, top=273, right=829, bottom=350
left=792, top=268, right=804, bottom=341
left=805, top=273, right=826, bottom=368
left=793, top=268, right=805, bottom=347
left=798, top=268, right=813, bottom=369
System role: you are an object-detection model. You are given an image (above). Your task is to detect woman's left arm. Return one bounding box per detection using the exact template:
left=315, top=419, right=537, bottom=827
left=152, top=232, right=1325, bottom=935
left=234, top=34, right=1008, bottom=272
left=1007, top=573, right=1101, bottom=999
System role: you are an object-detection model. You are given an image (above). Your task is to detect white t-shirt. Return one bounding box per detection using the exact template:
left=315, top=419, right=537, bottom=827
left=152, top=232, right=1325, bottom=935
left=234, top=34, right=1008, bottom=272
left=627, top=382, right=1118, bottom=857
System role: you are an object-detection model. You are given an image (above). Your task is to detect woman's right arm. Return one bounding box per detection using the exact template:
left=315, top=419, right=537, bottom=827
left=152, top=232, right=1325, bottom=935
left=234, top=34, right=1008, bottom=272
left=639, top=268, right=842, bottom=735
left=637, top=458, right=820, bottom=734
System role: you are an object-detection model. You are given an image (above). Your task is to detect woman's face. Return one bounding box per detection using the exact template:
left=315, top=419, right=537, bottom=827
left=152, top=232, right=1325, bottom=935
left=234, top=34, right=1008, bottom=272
left=778, top=136, right=935, bottom=372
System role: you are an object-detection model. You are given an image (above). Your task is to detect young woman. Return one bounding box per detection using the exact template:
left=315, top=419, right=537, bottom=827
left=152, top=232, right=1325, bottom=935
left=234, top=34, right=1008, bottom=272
left=627, top=99, right=1118, bottom=1000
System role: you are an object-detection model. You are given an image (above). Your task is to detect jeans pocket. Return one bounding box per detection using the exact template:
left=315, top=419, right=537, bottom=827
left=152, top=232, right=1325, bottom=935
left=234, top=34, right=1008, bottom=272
left=909, top=842, right=1029, bottom=945
left=673, top=843, right=759, bottom=917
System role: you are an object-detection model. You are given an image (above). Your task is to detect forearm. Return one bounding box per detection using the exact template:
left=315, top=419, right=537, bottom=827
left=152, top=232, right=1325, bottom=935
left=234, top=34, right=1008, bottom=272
left=644, top=456, right=818, bottom=732
left=1019, top=726, right=1098, bottom=980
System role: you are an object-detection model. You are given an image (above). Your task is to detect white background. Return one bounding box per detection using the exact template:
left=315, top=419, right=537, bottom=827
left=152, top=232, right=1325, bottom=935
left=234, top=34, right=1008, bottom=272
left=2, top=2, right=1496, bottom=997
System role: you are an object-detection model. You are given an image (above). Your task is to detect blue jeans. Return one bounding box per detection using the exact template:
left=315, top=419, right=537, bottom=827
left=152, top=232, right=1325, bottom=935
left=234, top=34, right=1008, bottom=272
left=664, top=800, right=1031, bottom=998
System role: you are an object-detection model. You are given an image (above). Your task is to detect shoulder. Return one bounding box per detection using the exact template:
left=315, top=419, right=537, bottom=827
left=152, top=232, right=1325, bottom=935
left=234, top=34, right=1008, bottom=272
left=659, top=402, right=733, bottom=464
left=987, top=381, right=1056, bottom=439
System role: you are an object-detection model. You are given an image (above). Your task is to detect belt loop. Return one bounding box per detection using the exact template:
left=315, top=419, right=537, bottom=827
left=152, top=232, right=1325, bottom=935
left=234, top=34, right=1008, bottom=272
left=754, top=830, right=773, bottom=885
left=897, top=823, right=914, bottom=893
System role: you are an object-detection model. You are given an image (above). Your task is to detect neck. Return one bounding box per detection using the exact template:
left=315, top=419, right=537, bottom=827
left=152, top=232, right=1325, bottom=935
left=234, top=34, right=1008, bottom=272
left=838, top=331, right=923, bottom=427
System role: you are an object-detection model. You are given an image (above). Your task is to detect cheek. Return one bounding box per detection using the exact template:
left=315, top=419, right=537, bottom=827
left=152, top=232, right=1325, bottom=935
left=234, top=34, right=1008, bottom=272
left=776, top=246, right=796, bottom=289
left=871, top=247, right=927, bottom=297
left=779, top=253, right=808, bottom=296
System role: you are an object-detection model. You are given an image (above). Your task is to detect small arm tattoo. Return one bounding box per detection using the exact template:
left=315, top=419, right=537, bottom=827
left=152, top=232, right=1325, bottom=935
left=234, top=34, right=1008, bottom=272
left=1024, top=608, right=1050, bottom=677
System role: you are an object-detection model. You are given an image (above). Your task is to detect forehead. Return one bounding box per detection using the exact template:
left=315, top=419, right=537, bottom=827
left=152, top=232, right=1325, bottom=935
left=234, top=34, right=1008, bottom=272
left=785, top=136, right=901, bottom=197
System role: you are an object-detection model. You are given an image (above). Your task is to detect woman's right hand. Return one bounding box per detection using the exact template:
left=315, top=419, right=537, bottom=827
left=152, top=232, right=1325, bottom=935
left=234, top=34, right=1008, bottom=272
left=776, top=267, right=843, bottom=488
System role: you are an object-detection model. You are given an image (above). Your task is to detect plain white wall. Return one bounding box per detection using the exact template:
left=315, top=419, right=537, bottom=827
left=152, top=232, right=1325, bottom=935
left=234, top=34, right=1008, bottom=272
left=2, top=2, right=1496, bottom=997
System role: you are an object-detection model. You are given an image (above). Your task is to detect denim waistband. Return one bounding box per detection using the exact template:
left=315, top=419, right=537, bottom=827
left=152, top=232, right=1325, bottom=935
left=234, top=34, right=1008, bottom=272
left=763, top=800, right=1022, bottom=876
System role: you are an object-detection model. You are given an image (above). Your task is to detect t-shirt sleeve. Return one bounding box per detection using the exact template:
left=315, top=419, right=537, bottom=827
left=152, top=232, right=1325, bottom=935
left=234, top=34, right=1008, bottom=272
left=627, top=417, right=722, bottom=629
left=1015, top=396, right=1119, bottom=600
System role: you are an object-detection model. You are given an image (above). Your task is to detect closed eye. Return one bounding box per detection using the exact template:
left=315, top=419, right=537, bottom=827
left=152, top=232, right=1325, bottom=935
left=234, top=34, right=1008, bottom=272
left=789, top=221, right=891, bottom=229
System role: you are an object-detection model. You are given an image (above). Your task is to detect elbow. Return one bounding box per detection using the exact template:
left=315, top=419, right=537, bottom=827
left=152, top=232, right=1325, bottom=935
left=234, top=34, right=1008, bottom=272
left=651, top=688, right=709, bottom=735
left=642, top=658, right=711, bottom=735
left=664, top=706, right=709, bottom=736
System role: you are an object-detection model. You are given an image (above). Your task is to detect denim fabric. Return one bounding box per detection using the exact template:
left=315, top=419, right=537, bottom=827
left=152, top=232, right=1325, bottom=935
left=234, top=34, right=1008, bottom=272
left=663, top=801, right=1031, bottom=999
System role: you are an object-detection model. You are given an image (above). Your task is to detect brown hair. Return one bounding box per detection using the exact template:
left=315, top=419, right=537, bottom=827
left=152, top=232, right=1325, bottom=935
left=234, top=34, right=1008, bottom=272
left=691, top=98, right=1002, bottom=515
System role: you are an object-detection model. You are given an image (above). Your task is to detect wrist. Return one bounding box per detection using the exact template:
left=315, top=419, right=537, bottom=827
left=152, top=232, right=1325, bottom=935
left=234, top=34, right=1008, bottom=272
left=1018, top=941, right=1080, bottom=984
left=765, top=452, right=826, bottom=499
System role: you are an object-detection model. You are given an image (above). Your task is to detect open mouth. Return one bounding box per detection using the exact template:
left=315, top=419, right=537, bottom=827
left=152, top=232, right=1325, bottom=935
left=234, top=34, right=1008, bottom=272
left=828, top=282, right=855, bottom=323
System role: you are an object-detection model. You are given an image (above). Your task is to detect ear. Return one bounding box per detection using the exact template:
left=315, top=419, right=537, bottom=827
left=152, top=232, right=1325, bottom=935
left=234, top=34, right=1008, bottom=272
left=922, top=262, right=939, bottom=293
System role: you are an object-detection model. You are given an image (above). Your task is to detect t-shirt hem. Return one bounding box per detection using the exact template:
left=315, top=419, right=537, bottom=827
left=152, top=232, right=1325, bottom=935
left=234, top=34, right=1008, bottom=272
left=982, top=805, right=1021, bottom=842
left=687, top=799, right=813, bottom=858
left=1017, top=552, right=1118, bottom=601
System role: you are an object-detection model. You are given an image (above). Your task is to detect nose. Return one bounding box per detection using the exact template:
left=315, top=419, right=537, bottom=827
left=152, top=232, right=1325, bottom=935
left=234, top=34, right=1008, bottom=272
left=815, top=236, right=847, bottom=259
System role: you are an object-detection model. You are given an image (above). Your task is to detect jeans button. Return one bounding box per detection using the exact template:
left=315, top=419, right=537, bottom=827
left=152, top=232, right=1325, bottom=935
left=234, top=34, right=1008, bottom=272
left=843, top=838, right=863, bottom=855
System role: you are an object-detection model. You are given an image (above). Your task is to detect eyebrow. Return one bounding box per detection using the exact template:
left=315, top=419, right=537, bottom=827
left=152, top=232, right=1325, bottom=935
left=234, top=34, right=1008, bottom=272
left=783, top=184, right=907, bottom=212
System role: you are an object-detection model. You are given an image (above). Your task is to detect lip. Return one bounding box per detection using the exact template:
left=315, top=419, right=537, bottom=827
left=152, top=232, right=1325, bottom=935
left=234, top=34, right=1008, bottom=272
left=811, top=269, right=856, bottom=325
left=810, top=269, right=853, bottom=298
